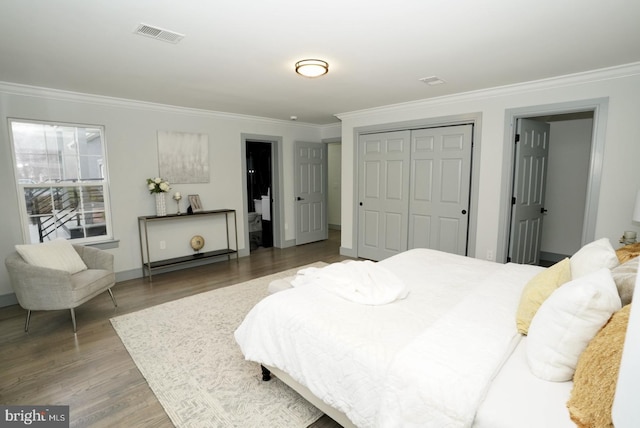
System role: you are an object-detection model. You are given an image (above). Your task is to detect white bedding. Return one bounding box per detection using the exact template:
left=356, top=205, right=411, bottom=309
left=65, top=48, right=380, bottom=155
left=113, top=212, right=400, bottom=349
left=235, top=249, right=544, bottom=428
left=376, top=263, right=540, bottom=427
left=474, top=338, right=574, bottom=428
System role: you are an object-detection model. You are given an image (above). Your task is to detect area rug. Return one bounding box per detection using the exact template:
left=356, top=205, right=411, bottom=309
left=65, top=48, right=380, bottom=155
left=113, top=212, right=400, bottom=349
left=111, top=263, right=327, bottom=428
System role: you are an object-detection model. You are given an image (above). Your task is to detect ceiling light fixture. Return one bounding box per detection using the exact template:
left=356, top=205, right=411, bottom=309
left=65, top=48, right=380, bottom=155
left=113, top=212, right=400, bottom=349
left=295, top=59, right=329, bottom=78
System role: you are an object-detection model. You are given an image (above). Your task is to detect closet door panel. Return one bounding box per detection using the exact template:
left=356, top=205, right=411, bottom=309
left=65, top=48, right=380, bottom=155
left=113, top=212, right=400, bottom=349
left=358, top=131, right=410, bottom=260
left=408, top=125, right=472, bottom=255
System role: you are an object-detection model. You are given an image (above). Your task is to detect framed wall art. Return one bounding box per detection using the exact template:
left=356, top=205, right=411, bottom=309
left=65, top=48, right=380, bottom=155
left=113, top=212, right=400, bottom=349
left=157, top=131, right=209, bottom=184
left=188, top=194, right=203, bottom=212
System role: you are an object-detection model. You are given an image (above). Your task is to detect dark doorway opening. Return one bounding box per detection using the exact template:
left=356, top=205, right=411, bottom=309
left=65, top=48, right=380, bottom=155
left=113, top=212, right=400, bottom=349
left=246, top=141, right=273, bottom=250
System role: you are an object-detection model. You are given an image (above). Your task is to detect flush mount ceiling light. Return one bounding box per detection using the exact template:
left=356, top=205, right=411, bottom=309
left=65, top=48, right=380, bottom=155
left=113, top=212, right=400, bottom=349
left=295, top=59, right=329, bottom=78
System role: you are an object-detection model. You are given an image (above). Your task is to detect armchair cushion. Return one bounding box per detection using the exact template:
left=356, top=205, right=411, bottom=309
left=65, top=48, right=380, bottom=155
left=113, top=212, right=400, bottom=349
left=71, top=269, right=116, bottom=306
left=15, top=239, right=87, bottom=274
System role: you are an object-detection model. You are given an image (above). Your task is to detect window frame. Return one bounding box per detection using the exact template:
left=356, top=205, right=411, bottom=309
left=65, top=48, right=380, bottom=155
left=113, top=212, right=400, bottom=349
left=8, top=118, right=114, bottom=245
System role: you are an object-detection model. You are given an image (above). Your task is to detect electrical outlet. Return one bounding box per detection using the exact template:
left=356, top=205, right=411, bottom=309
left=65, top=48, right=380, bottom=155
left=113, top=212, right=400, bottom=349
left=486, top=250, right=494, bottom=261
left=160, top=240, right=166, bottom=250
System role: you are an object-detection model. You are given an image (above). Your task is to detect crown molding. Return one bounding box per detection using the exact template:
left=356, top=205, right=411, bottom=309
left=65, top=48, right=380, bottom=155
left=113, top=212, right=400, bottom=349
left=336, top=62, right=640, bottom=121
left=0, top=81, right=333, bottom=129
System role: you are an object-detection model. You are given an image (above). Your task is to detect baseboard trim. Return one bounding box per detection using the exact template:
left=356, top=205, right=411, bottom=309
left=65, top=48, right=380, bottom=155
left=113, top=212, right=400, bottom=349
left=116, top=252, right=249, bottom=282
left=2, top=253, right=249, bottom=307
left=340, top=246, right=357, bottom=258
left=3, top=261, right=222, bottom=306
left=281, top=239, right=296, bottom=248
left=0, top=293, right=18, bottom=308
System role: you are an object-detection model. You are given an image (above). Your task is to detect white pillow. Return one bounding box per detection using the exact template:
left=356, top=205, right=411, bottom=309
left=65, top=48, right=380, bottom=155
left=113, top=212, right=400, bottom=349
left=570, top=238, right=619, bottom=279
left=526, top=268, right=621, bottom=381
left=15, top=239, right=88, bottom=274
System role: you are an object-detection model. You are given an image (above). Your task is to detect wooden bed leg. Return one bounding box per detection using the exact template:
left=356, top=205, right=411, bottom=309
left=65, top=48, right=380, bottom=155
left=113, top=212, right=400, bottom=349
left=261, top=365, right=271, bottom=381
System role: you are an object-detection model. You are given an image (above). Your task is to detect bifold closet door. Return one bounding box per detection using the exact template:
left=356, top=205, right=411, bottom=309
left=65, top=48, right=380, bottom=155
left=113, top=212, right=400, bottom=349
left=408, top=125, right=473, bottom=255
left=357, top=125, right=473, bottom=261
left=357, top=131, right=411, bottom=261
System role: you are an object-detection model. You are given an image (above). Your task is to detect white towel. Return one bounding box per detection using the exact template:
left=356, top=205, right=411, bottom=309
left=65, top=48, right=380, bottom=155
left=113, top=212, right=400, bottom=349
left=291, top=260, right=409, bottom=305
left=261, top=195, right=271, bottom=221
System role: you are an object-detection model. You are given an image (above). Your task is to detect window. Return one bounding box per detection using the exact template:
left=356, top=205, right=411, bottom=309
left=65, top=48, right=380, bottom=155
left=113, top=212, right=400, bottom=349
left=9, top=119, right=113, bottom=244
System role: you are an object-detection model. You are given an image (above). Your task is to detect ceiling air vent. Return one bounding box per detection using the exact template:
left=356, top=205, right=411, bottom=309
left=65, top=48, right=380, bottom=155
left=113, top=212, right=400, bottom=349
left=419, top=76, right=446, bottom=86
left=134, top=24, right=184, bottom=44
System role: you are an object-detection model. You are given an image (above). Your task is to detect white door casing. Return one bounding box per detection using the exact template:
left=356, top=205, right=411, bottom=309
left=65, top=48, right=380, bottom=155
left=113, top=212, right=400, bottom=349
left=409, top=125, right=472, bottom=255
left=294, top=141, right=328, bottom=245
left=358, top=131, right=411, bottom=261
left=508, top=119, right=550, bottom=264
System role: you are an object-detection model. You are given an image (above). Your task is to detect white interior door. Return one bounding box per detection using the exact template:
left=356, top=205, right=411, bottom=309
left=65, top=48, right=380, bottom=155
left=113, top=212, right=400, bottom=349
left=408, top=125, right=472, bottom=255
left=508, top=118, right=550, bottom=264
left=294, top=141, right=327, bottom=245
left=357, top=131, right=411, bottom=260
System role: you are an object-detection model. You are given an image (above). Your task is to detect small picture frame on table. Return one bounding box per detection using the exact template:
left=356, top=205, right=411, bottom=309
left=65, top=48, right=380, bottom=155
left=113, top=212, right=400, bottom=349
left=188, top=194, right=203, bottom=213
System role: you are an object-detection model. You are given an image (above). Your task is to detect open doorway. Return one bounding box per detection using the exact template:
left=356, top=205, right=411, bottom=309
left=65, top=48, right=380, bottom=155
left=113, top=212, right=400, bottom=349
left=327, top=140, right=342, bottom=232
left=246, top=141, right=273, bottom=251
left=501, top=98, right=608, bottom=265
left=531, top=112, right=593, bottom=265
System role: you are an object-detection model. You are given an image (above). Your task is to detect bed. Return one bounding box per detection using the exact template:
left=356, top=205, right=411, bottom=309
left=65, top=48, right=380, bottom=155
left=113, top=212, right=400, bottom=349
left=235, top=239, right=637, bottom=428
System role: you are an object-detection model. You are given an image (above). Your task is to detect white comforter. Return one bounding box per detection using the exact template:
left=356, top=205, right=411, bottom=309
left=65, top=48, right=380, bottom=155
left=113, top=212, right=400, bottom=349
left=235, top=249, right=543, bottom=428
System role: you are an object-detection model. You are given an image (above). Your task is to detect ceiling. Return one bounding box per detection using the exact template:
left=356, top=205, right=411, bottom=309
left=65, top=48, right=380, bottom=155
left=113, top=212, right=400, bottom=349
left=1, top=1, right=639, bottom=125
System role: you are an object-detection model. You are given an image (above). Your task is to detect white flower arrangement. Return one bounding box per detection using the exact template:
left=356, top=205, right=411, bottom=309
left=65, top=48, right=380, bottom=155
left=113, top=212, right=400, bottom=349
left=146, top=177, right=170, bottom=194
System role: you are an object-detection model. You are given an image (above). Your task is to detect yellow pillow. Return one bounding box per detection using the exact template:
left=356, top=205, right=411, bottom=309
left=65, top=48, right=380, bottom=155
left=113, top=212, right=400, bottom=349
left=516, top=258, right=571, bottom=334
left=567, top=304, right=631, bottom=428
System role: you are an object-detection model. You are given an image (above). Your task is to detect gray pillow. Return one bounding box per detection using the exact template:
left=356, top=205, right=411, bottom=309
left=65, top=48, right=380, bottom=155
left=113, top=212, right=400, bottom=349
left=611, top=258, right=638, bottom=306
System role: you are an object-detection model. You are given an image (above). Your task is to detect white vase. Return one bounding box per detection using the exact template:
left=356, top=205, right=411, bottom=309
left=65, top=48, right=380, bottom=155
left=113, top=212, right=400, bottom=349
left=155, top=193, right=167, bottom=216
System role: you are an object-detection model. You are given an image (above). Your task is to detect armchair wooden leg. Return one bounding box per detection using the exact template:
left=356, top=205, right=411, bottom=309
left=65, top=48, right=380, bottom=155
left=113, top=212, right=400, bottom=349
left=70, top=308, right=77, bottom=333
left=24, top=310, right=31, bottom=333
left=107, top=288, right=118, bottom=308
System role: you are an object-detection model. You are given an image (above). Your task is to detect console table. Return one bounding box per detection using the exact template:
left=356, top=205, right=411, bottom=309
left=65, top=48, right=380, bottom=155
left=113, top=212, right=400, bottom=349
left=138, top=209, right=238, bottom=281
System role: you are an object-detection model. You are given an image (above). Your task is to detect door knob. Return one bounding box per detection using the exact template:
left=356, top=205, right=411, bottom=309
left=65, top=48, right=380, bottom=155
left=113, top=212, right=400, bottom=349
left=540, top=208, right=548, bottom=214
left=461, top=209, right=467, bottom=215
left=296, top=197, right=304, bottom=201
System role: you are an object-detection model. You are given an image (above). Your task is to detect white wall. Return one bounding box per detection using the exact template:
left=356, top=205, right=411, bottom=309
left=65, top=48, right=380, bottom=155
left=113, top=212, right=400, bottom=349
left=338, top=63, right=640, bottom=261
left=0, top=84, right=328, bottom=302
left=541, top=119, right=593, bottom=257
left=3, top=63, right=640, bottom=302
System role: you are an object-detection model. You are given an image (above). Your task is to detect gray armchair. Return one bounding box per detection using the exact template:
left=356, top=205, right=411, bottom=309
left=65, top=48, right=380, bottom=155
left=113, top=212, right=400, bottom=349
left=5, top=244, right=117, bottom=332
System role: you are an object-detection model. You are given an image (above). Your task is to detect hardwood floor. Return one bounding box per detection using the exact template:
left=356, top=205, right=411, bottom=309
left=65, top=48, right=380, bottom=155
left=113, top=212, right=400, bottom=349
left=0, top=230, right=349, bottom=428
